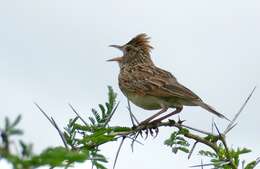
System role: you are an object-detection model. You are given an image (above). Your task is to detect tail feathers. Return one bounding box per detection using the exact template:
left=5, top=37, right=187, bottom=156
left=195, top=101, right=230, bottom=121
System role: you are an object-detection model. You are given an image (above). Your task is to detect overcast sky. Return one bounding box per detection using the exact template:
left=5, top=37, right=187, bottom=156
left=0, top=1, right=259, bottom=169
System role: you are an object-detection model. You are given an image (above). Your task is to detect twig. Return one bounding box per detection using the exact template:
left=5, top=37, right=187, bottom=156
left=50, top=117, right=68, bottom=149
left=113, top=121, right=220, bottom=154
left=190, top=162, right=214, bottom=168
left=35, top=103, right=68, bottom=149
left=200, top=159, right=204, bottom=169
left=190, top=161, right=231, bottom=168
left=68, top=103, right=88, bottom=126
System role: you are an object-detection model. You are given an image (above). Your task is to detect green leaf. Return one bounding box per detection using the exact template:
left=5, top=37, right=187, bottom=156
left=92, top=109, right=101, bottom=123
left=30, top=147, right=89, bottom=167
left=245, top=160, right=257, bottom=169
left=73, top=123, right=93, bottom=132
left=89, top=117, right=96, bottom=125
left=93, top=161, right=107, bottom=169
left=105, top=103, right=112, bottom=114
left=11, top=115, right=22, bottom=128
left=99, top=104, right=106, bottom=119
left=82, top=129, right=116, bottom=146
left=93, top=153, right=108, bottom=163
left=9, top=129, right=23, bottom=136
left=68, top=117, right=79, bottom=128
left=19, top=141, right=33, bottom=157
left=108, top=86, right=117, bottom=107
left=198, top=150, right=217, bottom=158
left=4, top=117, right=10, bottom=131
left=178, top=147, right=189, bottom=153
left=172, top=147, right=178, bottom=154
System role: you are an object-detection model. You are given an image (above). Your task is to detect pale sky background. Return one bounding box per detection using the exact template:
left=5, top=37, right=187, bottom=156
left=0, top=1, right=259, bottom=169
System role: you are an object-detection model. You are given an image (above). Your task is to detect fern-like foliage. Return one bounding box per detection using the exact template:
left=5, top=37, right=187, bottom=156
left=164, top=128, right=190, bottom=154
left=62, top=86, right=122, bottom=169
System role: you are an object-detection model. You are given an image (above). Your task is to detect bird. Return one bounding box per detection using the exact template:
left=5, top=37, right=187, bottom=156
left=107, top=33, right=229, bottom=124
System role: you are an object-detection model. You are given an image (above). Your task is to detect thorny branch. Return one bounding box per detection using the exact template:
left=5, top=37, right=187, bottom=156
left=30, top=86, right=256, bottom=169
left=111, top=87, right=257, bottom=169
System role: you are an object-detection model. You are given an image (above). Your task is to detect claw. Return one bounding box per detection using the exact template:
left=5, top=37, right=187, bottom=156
left=144, top=128, right=149, bottom=139
left=154, top=127, right=159, bottom=137
left=149, top=128, right=154, bottom=137
left=139, top=130, right=143, bottom=138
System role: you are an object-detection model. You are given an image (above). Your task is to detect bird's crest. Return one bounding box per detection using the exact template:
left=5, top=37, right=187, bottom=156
left=126, top=33, right=153, bottom=55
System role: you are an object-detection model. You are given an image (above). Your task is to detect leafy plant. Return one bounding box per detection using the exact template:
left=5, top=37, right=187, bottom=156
left=0, top=86, right=258, bottom=169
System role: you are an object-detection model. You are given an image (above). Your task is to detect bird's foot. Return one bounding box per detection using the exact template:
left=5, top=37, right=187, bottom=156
left=136, top=121, right=159, bottom=139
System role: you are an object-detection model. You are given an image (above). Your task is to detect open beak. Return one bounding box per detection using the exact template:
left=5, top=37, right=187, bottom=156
left=109, top=44, right=124, bottom=51
left=108, top=44, right=124, bottom=62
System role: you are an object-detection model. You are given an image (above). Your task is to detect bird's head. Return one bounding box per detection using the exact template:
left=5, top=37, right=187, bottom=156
left=107, top=33, right=154, bottom=68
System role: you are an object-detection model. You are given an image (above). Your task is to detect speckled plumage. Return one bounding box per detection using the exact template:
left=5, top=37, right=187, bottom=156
left=108, top=33, right=228, bottom=122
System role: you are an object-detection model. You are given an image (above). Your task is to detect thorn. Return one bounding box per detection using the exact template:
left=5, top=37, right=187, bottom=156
left=213, top=122, right=221, bottom=137
left=35, top=103, right=68, bottom=149
left=113, top=137, right=125, bottom=169
left=104, top=102, right=120, bottom=126
left=131, top=133, right=140, bottom=152
left=68, top=103, right=88, bottom=126
left=188, top=141, right=198, bottom=159
left=224, top=123, right=237, bottom=135
left=224, top=86, right=256, bottom=135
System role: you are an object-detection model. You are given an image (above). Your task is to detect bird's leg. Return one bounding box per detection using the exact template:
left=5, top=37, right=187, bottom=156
left=139, top=107, right=168, bottom=125
left=151, top=106, right=183, bottom=124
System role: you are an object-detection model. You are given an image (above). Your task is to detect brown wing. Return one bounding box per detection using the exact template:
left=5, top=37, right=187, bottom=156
left=119, top=64, right=201, bottom=101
